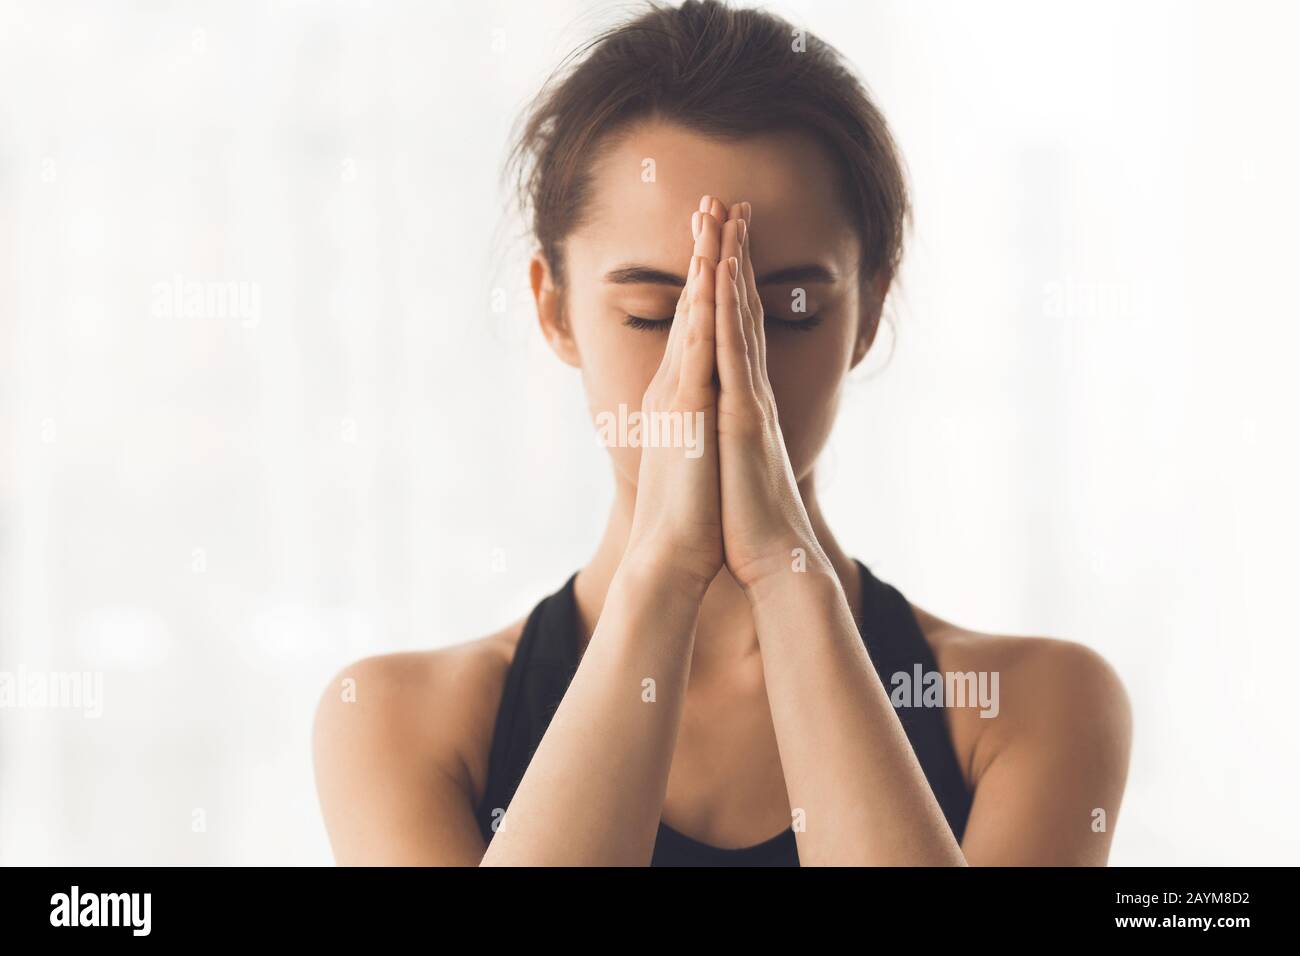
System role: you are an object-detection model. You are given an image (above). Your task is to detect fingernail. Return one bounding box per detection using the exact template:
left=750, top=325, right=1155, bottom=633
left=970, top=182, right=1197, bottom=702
left=743, top=201, right=752, bottom=223
left=727, top=256, right=738, bottom=280
left=691, top=210, right=700, bottom=240
left=737, top=219, right=747, bottom=245
left=699, top=195, right=711, bottom=213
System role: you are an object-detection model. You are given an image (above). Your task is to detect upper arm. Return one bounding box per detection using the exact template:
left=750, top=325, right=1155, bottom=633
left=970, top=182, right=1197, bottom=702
left=958, top=638, right=1133, bottom=866
left=311, top=650, right=493, bottom=866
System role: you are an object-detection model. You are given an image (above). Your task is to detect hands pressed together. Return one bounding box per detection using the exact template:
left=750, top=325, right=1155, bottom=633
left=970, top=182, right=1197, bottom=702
left=624, top=196, right=825, bottom=601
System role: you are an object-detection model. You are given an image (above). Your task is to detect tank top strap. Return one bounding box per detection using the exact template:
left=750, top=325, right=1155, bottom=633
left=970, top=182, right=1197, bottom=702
left=475, top=573, right=580, bottom=842
left=853, top=559, right=973, bottom=841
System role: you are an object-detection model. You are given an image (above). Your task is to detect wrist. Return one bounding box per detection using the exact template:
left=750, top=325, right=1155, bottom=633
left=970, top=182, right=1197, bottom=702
left=745, top=562, right=848, bottom=649
left=616, top=544, right=715, bottom=607
left=738, top=536, right=836, bottom=606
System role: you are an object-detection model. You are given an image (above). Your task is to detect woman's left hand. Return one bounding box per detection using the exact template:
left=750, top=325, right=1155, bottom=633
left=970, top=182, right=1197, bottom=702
left=699, top=196, right=825, bottom=594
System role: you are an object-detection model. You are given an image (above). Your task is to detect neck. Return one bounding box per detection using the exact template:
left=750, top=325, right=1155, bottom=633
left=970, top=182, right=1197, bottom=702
left=571, top=468, right=863, bottom=683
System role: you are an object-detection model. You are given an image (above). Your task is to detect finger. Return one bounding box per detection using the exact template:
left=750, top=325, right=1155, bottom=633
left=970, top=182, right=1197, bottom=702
left=727, top=211, right=769, bottom=386
left=654, top=256, right=692, bottom=380
left=664, top=254, right=702, bottom=383
left=663, top=199, right=712, bottom=381
left=722, top=210, right=764, bottom=381
left=726, top=204, right=752, bottom=314
left=677, top=258, right=719, bottom=406
left=736, top=207, right=768, bottom=381
left=695, top=212, right=722, bottom=264
left=720, top=213, right=742, bottom=292
left=695, top=195, right=723, bottom=264
left=719, top=215, right=759, bottom=367
left=715, top=252, right=752, bottom=396
left=665, top=197, right=723, bottom=384
left=708, top=196, right=727, bottom=225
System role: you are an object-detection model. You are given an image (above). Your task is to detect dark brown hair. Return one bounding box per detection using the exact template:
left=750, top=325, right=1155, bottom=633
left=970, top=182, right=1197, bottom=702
left=506, top=0, right=910, bottom=293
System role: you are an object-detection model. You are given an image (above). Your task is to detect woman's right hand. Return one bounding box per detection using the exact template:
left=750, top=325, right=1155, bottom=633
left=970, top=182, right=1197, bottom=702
left=621, top=197, right=728, bottom=598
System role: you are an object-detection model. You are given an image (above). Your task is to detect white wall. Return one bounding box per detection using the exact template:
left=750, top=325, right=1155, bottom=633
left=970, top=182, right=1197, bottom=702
left=2, top=0, right=1296, bottom=864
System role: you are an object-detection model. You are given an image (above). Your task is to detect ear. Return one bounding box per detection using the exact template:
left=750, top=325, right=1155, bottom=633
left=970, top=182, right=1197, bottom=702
left=851, top=273, right=891, bottom=370
left=530, top=253, right=580, bottom=368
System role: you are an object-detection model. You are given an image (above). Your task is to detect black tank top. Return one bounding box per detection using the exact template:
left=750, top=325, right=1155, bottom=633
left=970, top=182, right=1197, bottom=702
left=475, top=560, right=973, bottom=865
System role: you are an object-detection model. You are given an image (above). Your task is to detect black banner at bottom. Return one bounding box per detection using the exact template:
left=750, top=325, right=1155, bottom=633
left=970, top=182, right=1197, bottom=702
left=0, top=865, right=1277, bottom=941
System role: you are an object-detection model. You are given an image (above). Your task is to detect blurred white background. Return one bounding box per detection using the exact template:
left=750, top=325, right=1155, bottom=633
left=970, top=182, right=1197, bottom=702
left=2, top=0, right=1297, bottom=865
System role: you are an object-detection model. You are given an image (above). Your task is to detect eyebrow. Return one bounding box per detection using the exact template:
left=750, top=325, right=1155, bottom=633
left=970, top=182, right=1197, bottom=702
left=603, top=264, right=838, bottom=286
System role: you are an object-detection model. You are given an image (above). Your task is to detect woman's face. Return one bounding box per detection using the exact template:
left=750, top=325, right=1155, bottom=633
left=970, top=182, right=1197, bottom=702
left=534, top=118, right=885, bottom=486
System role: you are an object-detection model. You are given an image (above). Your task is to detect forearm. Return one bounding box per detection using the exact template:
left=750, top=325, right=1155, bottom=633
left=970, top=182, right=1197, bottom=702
left=479, top=556, right=701, bottom=866
left=748, top=559, right=967, bottom=866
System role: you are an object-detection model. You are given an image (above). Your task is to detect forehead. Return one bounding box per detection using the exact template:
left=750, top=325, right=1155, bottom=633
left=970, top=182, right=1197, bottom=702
left=570, top=118, right=859, bottom=274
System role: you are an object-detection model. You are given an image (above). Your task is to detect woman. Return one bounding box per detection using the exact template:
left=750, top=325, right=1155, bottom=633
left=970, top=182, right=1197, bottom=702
left=312, top=0, right=1132, bottom=866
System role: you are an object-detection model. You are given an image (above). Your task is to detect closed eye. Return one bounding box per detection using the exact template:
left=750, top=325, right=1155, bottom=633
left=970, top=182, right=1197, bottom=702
left=623, top=313, right=823, bottom=333
left=767, top=313, right=823, bottom=332
left=623, top=314, right=673, bottom=332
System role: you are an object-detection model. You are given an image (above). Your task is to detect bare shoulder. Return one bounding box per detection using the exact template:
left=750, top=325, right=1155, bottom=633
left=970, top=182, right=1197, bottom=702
left=908, top=603, right=1133, bottom=793
left=311, top=618, right=526, bottom=814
